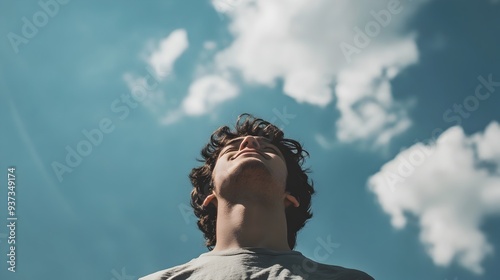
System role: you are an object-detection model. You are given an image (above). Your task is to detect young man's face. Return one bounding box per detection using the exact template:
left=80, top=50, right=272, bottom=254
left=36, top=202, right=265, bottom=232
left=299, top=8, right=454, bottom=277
left=210, top=135, right=289, bottom=205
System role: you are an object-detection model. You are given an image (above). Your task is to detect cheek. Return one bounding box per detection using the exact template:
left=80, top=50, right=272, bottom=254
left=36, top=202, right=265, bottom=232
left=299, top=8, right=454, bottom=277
left=212, top=161, right=222, bottom=182
left=273, top=158, right=288, bottom=184
left=212, top=157, right=229, bottom=183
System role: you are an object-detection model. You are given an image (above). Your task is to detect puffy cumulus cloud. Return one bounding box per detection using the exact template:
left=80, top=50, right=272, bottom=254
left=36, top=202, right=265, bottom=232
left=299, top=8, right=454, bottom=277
left=368, top=122, right=500, bottom=274
left=147, top=29, right=189, bottom=79
left=211, top=0, right=428, bottom=145
left=335, top=39, right=417, bottom=146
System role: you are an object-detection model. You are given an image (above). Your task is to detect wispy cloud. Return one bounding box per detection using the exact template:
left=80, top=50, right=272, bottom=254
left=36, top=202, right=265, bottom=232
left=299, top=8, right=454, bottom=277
left=368, top=121, right=500, bottom=274
left=123, top=29, right=189, bottom=122
left=147, top=29, right=189, bottom=80
left=125, top=29, right=240, bottom=125
left=3, top=87, right=75, bottom=218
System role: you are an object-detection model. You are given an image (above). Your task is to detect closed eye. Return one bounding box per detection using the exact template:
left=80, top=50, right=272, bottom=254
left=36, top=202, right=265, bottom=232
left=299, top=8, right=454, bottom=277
left=264, top=147, right=278, bottom=153
left=221, top=147, right=237, bottom=156
left=263, top=146, right=284, bottom=159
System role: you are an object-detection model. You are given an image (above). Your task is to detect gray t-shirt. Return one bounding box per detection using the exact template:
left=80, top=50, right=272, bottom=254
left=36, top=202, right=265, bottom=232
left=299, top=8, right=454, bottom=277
left=140, top=247, right=374, bottom=280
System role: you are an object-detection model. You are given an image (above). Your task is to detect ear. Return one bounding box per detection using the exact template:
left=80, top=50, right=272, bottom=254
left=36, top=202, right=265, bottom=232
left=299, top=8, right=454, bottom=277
left=284, top=193, right=300, bottom=208
left=202, top=193, right=218, bottom=207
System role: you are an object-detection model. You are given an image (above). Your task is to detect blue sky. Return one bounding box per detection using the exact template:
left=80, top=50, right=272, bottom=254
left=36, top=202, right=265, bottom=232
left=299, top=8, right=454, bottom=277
left=1, top=0, right=499, bottom=279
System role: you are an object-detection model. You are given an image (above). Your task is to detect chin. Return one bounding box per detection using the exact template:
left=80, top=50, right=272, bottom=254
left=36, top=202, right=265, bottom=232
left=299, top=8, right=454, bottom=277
left=228, top=164, right=282, bottom=191
left=233, top=158, right=270, bottom=177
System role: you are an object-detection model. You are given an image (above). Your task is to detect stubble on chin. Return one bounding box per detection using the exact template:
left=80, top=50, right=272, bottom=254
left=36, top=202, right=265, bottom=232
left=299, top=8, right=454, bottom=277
left=219, top=159, right=281, bottom=201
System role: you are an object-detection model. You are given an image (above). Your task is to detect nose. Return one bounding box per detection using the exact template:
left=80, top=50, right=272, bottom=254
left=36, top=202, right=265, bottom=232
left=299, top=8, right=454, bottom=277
left=239, top=136, right=261, bottom=150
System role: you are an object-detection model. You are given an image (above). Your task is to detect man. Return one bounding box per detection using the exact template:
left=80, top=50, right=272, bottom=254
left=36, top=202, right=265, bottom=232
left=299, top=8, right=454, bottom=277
left=141, top=114, right=374, bottom=280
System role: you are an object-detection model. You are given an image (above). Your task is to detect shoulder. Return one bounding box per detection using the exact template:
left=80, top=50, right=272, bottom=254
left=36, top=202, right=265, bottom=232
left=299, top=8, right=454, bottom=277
left=139, top=269, right=165, bottom=280
left=265, top=250, right=375, bottom=280
left=139, top=261, right=196, bottom=280
left=335, top=267, right=374, bottom=280
left=305, top=258, right=374, bottom=280
left=265, top=249, right=374, bottom=279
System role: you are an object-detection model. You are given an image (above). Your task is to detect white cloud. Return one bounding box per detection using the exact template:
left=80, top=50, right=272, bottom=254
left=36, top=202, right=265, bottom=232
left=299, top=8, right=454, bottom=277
left=125, top=28, right=241, bottom=125
left=212, top=0, right=248, bottom=14
left=210, top=0, right=428, bottom=146
left=124, top=30, right=189, bottom=119
left=335, top=39, right=417, bottom=146
left=182, top=75, right=239, bottom=115
left=123, top=29, right=191, bottom=124
left=147, top=29, right=189, bottom=79
left=368, top=122, right=500, bottom=274
left=161, top=75, right=239, bottom=124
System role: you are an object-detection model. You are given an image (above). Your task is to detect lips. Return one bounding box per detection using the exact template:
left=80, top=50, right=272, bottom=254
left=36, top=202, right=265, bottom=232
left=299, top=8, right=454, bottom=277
left=231, top=149, right=266, bottom=160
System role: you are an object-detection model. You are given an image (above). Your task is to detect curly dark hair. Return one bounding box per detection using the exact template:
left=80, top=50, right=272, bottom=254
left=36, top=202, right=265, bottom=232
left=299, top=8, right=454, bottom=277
left=189, top=113, right=315, bottom=251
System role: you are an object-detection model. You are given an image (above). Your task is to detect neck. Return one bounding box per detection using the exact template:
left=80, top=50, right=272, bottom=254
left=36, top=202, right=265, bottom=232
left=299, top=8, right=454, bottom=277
left=212, top=198, right=291, bottom=252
